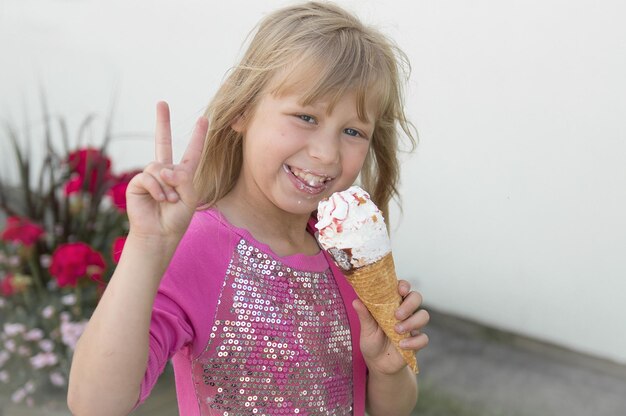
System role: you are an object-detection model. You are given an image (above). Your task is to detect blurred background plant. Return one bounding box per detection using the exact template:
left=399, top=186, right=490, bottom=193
left=0, top=96, right=140, bottom=408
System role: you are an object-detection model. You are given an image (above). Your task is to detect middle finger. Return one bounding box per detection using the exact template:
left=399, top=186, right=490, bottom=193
left=396, top=309, right=430, bottom=334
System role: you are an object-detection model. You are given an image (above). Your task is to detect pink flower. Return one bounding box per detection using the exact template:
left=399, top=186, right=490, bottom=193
left=11, top=387, right=26, bottom=403
left=111, top=236, right=126, bottom=264
left=48, top=242, right=106, bottom=287
left=30, top=352, right=58, bottom=369
left=3, top=323, right=26, bottom=336
left=41, top=305, right=55, bottom=319
left=1, top=216, right=45, bottom=246
left=60, top=319, right=88, bottom=350
left=0, top=350, right=10, bottom=366
left=5, top=339, right=16, bottom=352
left=39, top=339, right=55, bottom=352
left=49, top=372, right=66, bottom=387
left=24, top=328, right=44, bottom=341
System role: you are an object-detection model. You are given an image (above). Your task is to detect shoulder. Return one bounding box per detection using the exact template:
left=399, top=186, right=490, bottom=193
left=164, top=209, right=240, bottom=283
left=181, top=209, right=226, bottom=242
left=175, top=209, right=238, bottom=255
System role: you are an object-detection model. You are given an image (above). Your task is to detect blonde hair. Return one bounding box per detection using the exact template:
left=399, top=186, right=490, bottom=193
left=196, top=1, right=416, bottom=220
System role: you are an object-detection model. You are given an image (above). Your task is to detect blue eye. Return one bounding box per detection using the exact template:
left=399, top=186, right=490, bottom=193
left=344, top=128, right=361, bottom=137
left=298, top=114, right=316, bottom=123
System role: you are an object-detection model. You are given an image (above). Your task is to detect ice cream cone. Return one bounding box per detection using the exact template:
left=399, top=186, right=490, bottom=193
left=345, top=253, right=418, bottom=373
left=316, top=186, right=419, bottom=373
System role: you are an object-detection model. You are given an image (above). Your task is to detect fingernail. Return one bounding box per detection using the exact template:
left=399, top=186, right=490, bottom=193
left=399, top=339, right=408, bottom=348
left=168, top=192, right=179, bottom=201
left=396, top=324, right=405, bottom=333
left=162, top=169, right=173, bottom=178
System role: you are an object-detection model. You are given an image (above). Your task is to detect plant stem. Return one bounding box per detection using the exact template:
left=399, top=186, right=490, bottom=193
left=73, top=285, right=82, bottom=317
left=27, top=254, right=45, bottom=295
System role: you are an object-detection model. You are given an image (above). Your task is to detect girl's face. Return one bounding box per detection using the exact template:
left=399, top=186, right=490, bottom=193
left=232, top=88, right=374, bottom=217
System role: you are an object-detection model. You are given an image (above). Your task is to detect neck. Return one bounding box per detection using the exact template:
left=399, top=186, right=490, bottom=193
left=216, top=183, right=318, bottom=257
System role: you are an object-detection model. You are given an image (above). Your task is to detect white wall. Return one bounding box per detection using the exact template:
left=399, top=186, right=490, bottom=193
left=1, top=0, right=625, bottom=364
left=391, top=0, right=626, bottom=364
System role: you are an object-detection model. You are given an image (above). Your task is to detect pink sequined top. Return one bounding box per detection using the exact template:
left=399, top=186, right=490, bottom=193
left=136, top=209, right=367, bottom=415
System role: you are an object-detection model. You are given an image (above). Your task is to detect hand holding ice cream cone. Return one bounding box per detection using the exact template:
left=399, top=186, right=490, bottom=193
left=352, top=279, right=428, bottom=376
left=316, top=186, right=429, bottom=374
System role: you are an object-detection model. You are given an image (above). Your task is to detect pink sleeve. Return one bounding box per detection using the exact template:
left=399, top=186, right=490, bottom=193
left=135, top=291, right=194, bottom=406
left=132, top=210, right=234, bottom=409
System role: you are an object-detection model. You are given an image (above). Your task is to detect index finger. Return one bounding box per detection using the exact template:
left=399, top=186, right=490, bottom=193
left=179, top=116, right=209, bottom=174
left=155, top=101, right=173, bottom=164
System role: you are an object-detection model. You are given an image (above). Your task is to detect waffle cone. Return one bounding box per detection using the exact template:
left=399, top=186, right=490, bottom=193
left=345, top=253, right=418, bottom=373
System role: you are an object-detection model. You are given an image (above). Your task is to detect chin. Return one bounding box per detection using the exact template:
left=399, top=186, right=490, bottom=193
left=278, top=197, right=321, bottom=217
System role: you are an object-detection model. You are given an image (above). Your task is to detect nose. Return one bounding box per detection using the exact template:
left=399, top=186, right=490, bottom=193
left=308, top=129, right=340, bottom=165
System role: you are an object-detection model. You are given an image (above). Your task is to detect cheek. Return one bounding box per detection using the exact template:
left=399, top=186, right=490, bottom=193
left=344, top=143, right=370, bottom=172
left=336, top=144, right=370, bottom=188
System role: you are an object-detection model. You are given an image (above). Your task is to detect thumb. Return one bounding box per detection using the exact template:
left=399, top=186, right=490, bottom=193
left=352, top=298, right=379, bottom=337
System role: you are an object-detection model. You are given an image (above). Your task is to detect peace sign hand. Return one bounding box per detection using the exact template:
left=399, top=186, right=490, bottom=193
left=126, top=101, right=208, bottom=243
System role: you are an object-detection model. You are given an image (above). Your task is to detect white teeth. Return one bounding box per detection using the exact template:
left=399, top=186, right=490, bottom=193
left=290, top=167, right=331, bottom=187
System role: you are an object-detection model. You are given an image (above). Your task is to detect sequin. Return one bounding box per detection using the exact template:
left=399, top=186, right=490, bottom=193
left=193, top=239, right=353, bottom=415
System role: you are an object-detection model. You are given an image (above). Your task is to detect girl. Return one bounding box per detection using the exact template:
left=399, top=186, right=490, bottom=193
left=68, top=2, right=429, bottom=415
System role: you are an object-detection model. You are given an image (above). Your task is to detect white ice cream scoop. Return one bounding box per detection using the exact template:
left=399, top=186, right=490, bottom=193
left=315, top=186, right=391, bottom=270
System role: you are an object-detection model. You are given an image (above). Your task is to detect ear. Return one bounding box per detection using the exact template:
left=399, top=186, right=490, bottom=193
left=231, top=113, right=246, bottom=133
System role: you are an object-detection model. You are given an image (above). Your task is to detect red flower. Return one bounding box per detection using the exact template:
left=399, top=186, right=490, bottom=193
left=64, top=148, right=113, bottom=195
left=108, top=181, right=128, bottom=210
left=63, top=172, right=111, bottom=195
left=111, top=236, right=126, bottom=264
left=49, top=242, right=106, bottom=287
left=1, top=216, right=45, bottom=246
left=1, top=274, right=15, bottom=296
left=64, top=175, right=85, bottom=195
left=67, top=148, right=111, bottom=177
left=107, top=170, right=141, bottom=211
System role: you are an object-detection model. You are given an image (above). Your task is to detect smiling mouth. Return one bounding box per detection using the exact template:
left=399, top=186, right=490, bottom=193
left=284, top=165, right=334, bottom=188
